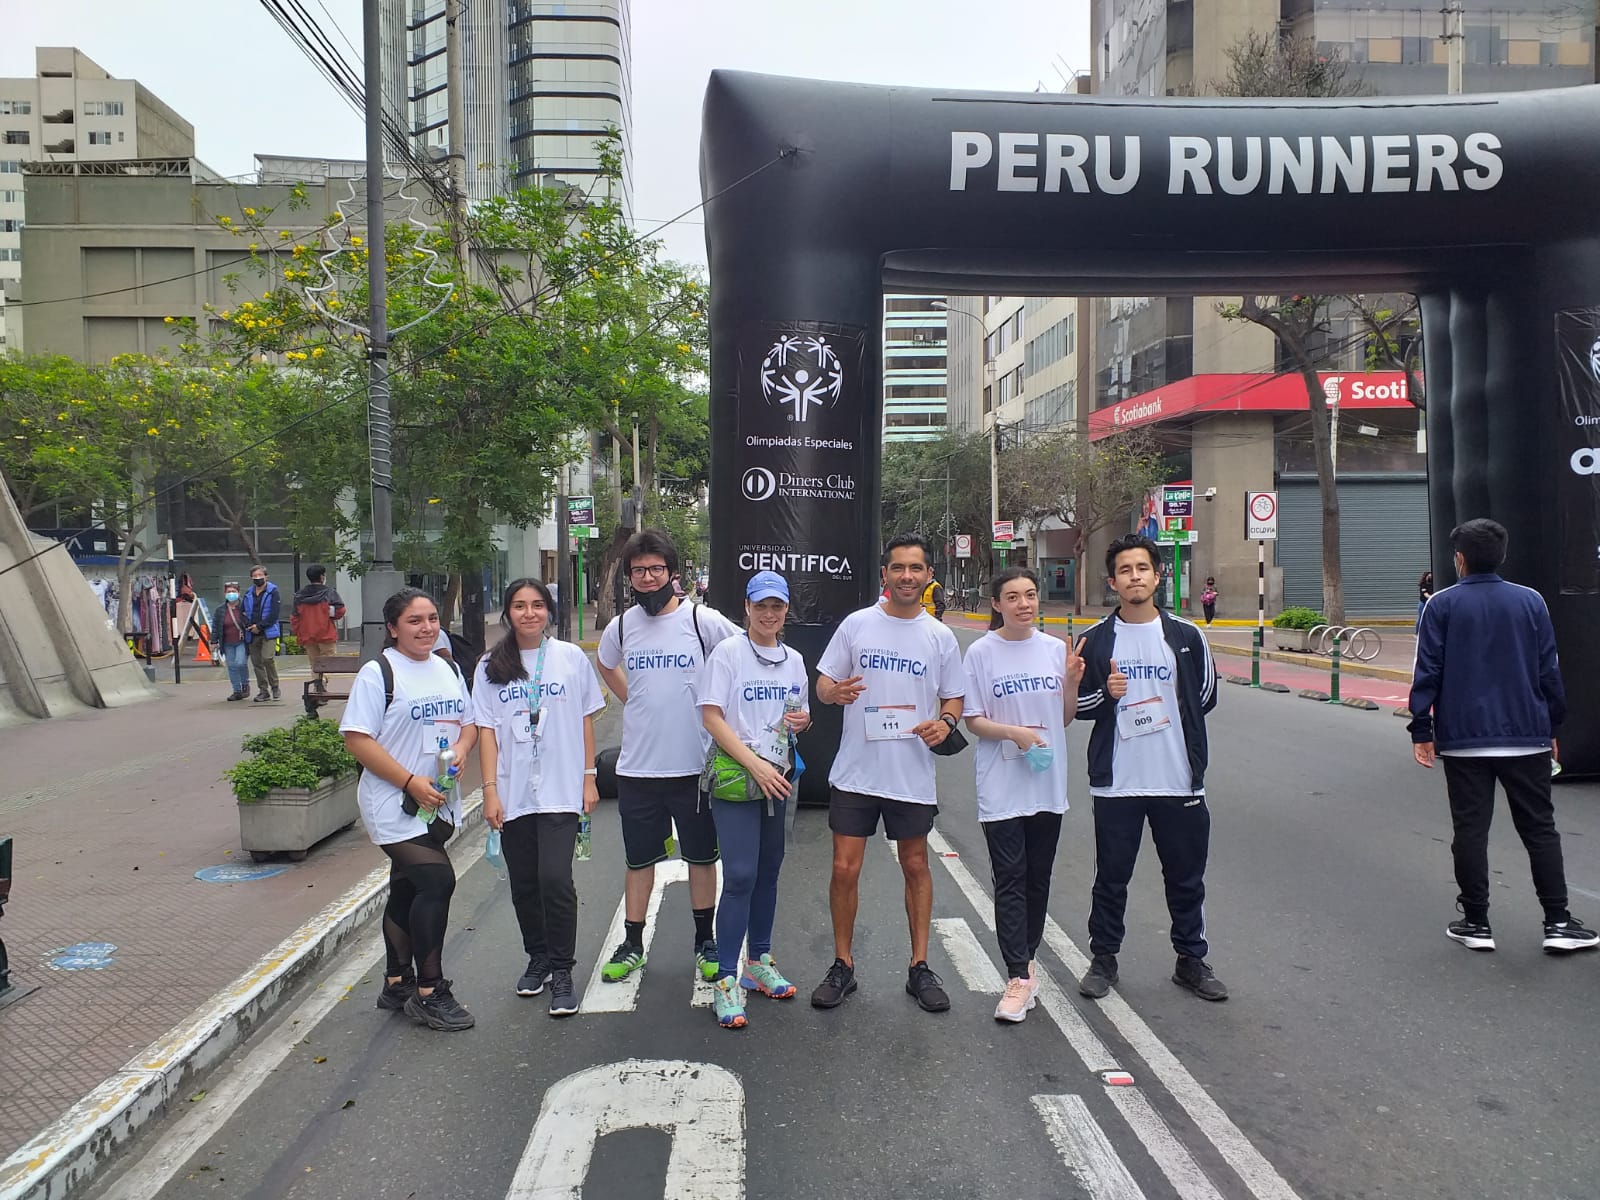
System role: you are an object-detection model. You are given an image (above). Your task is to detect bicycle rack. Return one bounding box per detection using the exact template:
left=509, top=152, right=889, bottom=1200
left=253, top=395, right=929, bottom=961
left=1309, top=624, right=1382, bottom=662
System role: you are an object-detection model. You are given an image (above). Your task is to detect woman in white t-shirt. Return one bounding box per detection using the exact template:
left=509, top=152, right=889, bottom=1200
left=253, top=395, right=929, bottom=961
left=340, top=588, right=479, bottom=1033
left=698, top=570, right=811, bottom=1030
left=962, top=568, right=1085, bottom=1024
left=473, top=579, right=604, bottom=1018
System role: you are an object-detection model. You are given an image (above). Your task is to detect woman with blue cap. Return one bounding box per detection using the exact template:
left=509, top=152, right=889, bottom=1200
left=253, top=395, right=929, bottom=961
left=697, top=569, right=812, bottom=1029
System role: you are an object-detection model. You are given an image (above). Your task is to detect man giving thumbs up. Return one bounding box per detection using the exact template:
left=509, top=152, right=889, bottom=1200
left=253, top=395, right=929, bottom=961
left=1072, top=532, right=1223, bottom=1002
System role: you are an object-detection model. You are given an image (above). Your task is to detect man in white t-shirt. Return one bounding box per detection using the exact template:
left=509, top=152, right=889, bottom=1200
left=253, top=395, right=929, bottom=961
left=811, top=533, right=965, bottom=1014
left=1073, top=533, right=1225, bottom=1002
left=596, top=529, right=739, bottom=984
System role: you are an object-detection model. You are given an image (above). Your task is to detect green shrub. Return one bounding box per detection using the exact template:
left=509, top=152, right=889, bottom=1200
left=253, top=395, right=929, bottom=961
left=1271, top=606, right=1327, bottom=630
left=277, top=634, right=304, bottom=656
left=226, top=715, right=358, bottom=802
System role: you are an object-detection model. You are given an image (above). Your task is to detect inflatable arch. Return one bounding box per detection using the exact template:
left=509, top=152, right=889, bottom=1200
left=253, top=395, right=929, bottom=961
left=700, top=72, right=1600, bottom=790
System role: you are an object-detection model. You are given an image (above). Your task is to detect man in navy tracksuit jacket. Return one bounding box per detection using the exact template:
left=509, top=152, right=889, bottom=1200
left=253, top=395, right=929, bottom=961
left=1409, top=518, right=1597, bottom=954
left=1075, top=533, right=1226, bottom=1002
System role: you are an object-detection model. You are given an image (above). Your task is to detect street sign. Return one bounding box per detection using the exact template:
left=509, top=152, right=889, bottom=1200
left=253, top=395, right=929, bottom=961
left=572, top=525, right=600, bottom=540
left=1156, top=527, right=1197, bottom=545
left=1163, top=515, right=1191, bottom=533
left=1162, top=485, right=1193, bottom=517
left=567, top=495, right=595, bottom=526
left=1245, top=490, right=1279, bottom=540
left=992, top=520, right=1014, bottom=542
left=954, top=534, right=973, bottom=559
left=991, top=540, right=1013, bottom=550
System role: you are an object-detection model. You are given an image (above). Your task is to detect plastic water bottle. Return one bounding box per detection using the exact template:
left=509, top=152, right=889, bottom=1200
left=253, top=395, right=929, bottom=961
left=435, top=746, right=459, bottom=793
left=484, top=829, right=508, bottom=880
left=575, top=813, right=592, bottom=862
left=782, top=684, right=805, bottom=724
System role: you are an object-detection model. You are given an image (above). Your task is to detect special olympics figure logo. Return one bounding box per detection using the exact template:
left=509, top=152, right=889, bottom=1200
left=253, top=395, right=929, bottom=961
left=760, top=335, right=844, bottom=423
left=1590, top=334, right=1600, bottom=383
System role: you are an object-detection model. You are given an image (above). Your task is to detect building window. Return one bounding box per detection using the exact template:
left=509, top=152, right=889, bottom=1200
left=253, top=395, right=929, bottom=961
left=83, top=100, right=125, bottom=116
left=0, top=248, right=19, bottom=261
left=0, top=101, right=31, bottom=116
left=0, top=219, right=22, bottom=232
left=0, top=190, right=21, bottom=203
left=2, top=131, right=30, bottom=145
left=87, top=130, right=113, bottom=146
left=0, top=161, right=19, bottom=173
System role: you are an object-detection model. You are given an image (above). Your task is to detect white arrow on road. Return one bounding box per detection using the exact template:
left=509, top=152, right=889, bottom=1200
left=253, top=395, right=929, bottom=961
left=507, top=1058, right=745, bottom=1200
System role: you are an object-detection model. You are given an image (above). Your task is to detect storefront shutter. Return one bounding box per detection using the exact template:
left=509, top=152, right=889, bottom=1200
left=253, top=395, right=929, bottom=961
left=1278, top=475, right=1428, bottom=616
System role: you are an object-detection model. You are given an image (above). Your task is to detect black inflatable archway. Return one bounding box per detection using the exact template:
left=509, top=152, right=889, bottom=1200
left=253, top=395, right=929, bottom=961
left=700, top=71, right=1600, bottom=791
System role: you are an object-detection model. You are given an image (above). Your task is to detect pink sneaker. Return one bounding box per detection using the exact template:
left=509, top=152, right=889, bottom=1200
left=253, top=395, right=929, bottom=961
left=994, top=975, right=1035, bottom=1023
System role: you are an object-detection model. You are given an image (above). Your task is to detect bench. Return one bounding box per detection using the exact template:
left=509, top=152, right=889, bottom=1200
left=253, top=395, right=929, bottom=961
left=0, top=836, right=12, bottom=1000
left=302, top=653, right=365, bottom=716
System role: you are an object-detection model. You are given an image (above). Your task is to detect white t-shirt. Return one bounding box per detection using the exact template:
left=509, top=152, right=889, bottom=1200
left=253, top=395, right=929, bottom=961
left=817, top=603, right=965, bottom=805
left=339, top=649, right=475, bottom=845
left=597, top=601, right=739, bottom=777
left=698, top=636, right=810, bottom=768
left=1092, top=617, right=1199, bottom=798
left=471, top=640, right=606, bottom=819
left=962, top=630, right=1069, bottom=822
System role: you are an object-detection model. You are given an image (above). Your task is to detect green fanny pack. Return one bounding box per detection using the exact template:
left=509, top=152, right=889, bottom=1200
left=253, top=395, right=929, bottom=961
left=701, top=747, right=761, bottom=802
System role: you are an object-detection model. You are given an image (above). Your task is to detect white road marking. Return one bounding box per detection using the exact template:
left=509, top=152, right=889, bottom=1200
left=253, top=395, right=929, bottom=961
left=94, top=829, right=488, bottom=1200
left=932, top=916, right=1004, bottom=993
left=1032, top=1094, right=1147, bottom=1200
left=928, top=827, right=1256, bottom=1200
left=506, top=1058, right=745, bottom=1200
left=579, top=858, right=688, bottom=1013
left=690, top=861, right=727, bottom=1010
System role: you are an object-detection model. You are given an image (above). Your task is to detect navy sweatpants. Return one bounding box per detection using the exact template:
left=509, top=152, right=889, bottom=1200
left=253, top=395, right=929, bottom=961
left=1087, top=795, right=1210, bottom=959
left=709, top=795, right=787, bottom=978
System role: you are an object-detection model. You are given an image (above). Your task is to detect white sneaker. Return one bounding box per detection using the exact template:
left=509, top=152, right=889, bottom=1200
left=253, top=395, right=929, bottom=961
left=994, top=976, right=1035, bottom=1023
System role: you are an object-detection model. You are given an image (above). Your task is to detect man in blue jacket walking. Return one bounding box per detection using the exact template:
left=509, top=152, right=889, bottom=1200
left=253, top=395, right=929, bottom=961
left=242, top=564, right=282, bottom=703
left=1409, top=518, right=1597, bottom=954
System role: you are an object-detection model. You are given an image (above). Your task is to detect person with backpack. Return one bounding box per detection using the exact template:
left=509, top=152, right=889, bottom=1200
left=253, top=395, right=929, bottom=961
left=596, top=529, right=740, bottom=985
left=1200, top=577, right=1219, bottom=626
left=473, top=578, right=605, bottom=1016
left=290, top=564, right=345, bottom=694
left=241, top=565, right=282, bottom=702
left=340, top=588, right=479, bottom=1031
left=697, top=570, right=811, bottom=1030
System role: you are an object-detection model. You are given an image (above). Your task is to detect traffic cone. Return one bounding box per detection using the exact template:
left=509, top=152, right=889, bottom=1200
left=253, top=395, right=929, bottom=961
left=194, top=627, right=213, bottom=663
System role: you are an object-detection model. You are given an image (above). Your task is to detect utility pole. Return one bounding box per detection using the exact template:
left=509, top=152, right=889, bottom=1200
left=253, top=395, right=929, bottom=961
left=990, top=418, right=1006, bottom=568
left=611, top=400, right=623, bottom=520
left=1442, top=3, right=1464, bottom=95
left=360, top=0, right=400, bottom=658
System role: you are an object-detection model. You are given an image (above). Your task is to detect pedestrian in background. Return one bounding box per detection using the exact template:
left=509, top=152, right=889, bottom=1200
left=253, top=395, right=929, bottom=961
left=1074, top=533, right=1226, bottom=1002
left=474, top=578, right=605, bottom=1018
left=291, top=564, right=345, bottom=694
left=698, top=570, right=810, bottom=1030
left=341, top=588, right=479, bottom=1030
left=962, top=568, right=1084, bottom=1023
left=1417, top=569, right=1434, bottom=630
left=1201, top=577, right=1219, bottom=626
left=216, top=580, right=250, bottom=701
left=1408, top=518, right=1597, bottom=955
left=241, top=565, right=282, bottom=703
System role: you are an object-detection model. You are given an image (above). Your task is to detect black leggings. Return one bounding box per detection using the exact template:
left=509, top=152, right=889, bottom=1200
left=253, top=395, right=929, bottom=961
left=381, top=826, right=457, bottom=986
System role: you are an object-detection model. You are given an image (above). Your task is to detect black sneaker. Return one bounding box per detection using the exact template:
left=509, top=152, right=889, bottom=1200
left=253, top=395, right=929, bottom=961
left=376, top=972, right=415, bottom=1011
left=252, top=691, right=271, bottom=703
left=1543, top=917, right=1600, bottom=953
left=1173, top=955, right=1229, bottom=1001
left=516, top=955, right=553, bottom=997
left=271, top=686, right=282, bottom=701
left=1079, top=953, right=1118, bottom=999
left=548, top=968, right=578, bottom=1016
left=906, top=961, right=951, bottom=1013
left=403, top=979, right=475, bottom=1031
left=810, top=958, right=857, bottom=1009
left=1446, top=919, right=1496, bottom=951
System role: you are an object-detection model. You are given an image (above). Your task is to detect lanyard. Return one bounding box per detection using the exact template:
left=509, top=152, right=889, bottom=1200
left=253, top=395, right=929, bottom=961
left=527, top=636, right=550, bottom=721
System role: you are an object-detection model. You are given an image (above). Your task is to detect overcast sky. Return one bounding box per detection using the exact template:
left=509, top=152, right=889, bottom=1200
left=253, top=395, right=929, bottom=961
left=4, top=0, right=1090, bottom=268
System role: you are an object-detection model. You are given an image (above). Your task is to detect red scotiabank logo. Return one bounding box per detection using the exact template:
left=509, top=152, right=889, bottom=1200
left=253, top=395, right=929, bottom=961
left=1091, top=371, right=1417, bottom=439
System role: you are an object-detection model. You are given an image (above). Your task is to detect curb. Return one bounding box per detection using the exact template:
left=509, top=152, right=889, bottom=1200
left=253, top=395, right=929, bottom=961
left=1206, top=640, right=1413, bottom=684
left=0, top=791, right=484, bottom=1200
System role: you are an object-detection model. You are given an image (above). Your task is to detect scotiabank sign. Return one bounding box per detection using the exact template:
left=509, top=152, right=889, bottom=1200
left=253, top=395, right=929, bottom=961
left=1089, top=372, right=1415, bottom=440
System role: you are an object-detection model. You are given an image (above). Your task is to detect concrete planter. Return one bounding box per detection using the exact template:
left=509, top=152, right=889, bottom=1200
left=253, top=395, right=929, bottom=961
left=1272, top=628, right=1312, bottom=652
left=239, top=773, right=359, bottom=862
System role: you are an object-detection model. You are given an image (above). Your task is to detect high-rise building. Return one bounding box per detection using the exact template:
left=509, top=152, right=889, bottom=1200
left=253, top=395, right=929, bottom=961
left=0, top=48, right=194, bottom=352
left=882, top=295, right=949, bottom=442
left=381, top=0, right=632, bottom=211
left=1082, top=0, right=1597, bottom=615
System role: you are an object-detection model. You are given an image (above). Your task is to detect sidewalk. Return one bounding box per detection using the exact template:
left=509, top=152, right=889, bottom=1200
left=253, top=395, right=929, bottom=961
left=0, top=651, right=478, bottom=1164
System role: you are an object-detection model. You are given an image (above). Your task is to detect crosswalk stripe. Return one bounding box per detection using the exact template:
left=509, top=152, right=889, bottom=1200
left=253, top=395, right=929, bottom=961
left=1032, top=1094, right=1147, bottom=1200
left=931, top=917, right=1004, bottom=993
left=1104, top=1087, right=1226, bottom=1200
left=578, top=858, right=688, bottom=1014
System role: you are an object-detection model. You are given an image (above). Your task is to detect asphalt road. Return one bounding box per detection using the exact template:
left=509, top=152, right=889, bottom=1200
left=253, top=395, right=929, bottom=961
left=87, top=627, right=1600, bottom=1200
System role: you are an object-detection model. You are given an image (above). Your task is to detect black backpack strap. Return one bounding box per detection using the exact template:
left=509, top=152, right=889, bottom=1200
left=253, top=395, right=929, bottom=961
left=379, top=651, right=395, bottom=711
left=693, top=603, right=706, bottom=658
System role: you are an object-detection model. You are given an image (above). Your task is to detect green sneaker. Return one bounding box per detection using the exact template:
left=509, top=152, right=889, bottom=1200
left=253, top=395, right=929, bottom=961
left=711, top=976, right=747, bottom=1029
left=739, top=953, right=797, bottom=999
left=695, top=939, right=721, bottom=981
left=601, top=940, right=646, bottom=983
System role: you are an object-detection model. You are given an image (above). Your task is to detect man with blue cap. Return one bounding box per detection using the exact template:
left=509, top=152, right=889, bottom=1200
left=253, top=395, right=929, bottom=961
left=698, top=570, right=812, bottom=1029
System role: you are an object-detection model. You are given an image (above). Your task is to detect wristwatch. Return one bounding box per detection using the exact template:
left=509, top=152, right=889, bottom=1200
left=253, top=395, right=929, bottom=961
left=940, top=714, right=958, bottom=731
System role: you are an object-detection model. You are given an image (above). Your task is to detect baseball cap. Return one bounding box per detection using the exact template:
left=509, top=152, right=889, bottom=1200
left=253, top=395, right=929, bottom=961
left=745, top=570, right=790, bottom=603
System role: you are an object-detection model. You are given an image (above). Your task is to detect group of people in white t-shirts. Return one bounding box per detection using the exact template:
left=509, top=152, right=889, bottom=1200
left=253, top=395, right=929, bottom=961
left=336, top=525, right=1224, bottom=1034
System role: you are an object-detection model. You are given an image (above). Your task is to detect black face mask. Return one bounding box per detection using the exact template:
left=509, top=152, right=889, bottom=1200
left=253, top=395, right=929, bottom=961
left=635, top=584, right=675, bottom=617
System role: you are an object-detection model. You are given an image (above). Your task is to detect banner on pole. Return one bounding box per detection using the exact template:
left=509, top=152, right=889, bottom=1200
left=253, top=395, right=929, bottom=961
left=1556, top=308, right=1600, bottom=593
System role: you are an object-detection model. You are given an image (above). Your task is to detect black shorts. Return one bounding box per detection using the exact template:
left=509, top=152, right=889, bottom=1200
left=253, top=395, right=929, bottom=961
left=828, top=788, right=937, bottom=841
left=616, top=774, right=720, bottom=869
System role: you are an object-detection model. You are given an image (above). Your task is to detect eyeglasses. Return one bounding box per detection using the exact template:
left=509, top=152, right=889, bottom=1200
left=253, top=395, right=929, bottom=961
left=629, top=565, right=670, bottom=579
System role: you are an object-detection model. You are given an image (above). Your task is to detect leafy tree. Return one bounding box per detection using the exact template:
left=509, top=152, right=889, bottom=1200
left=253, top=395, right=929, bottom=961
left=880, top=430, right=993, bottom=577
